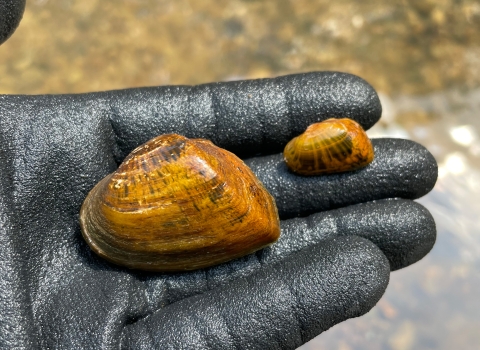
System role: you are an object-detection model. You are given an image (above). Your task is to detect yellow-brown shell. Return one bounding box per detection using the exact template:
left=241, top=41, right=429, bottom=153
left=80, top=134, right=280, bottom=272
left=284, top=118, right=374, bottom=175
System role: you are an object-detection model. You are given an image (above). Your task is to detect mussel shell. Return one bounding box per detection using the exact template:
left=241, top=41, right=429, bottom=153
left=284, top=118, right=374, bottom=175
left=80, top=134, right=280, bottom=272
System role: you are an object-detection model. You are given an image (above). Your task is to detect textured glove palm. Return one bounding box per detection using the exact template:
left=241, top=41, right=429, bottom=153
left=0, top=2, right=437, bottom=348
left=0, top=71, right=437, bottom=349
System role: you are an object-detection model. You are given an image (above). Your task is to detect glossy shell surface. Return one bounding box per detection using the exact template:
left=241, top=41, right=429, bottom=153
left=80, top=134, right=280, bottom=272
left=284, top=118, right=374, bottom=175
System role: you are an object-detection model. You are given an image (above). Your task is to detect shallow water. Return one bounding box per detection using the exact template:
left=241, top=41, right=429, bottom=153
left=1, top=1, right=479, bottom=349
left=308, top=90, right=480, bottom=350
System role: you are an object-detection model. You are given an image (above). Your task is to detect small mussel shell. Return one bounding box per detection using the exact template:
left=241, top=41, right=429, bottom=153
left=80, top=134, right=280, bottom=272
left=284, top=118, right=374, bottom=175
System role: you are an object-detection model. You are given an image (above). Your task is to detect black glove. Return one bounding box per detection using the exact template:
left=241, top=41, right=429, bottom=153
left=0, top=0, right=25, bottom=45
left=1, top=2, right=437, bottom=348
left=0, top=71, right=437, bottom=349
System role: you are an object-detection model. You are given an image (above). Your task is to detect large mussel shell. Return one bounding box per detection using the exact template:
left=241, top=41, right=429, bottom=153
left=80, top=134, right=280, bottom=272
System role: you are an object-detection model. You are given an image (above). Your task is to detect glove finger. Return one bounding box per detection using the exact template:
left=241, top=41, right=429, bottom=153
left=105, top=71, right=381, bottom=160
left=265, top=198, right=436, bottom=272
left=141, top=198, right=433, bottom=308
left=121, top=236, right=390, bottom=350
left=246, top=138, right=437, bottom=219
left=0, top=0, right=25, bottom=45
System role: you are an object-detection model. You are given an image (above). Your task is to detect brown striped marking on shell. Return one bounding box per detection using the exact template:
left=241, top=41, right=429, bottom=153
left=80, top=134, right=280, bottom=272
left=283, top=118, right=374, bottom=175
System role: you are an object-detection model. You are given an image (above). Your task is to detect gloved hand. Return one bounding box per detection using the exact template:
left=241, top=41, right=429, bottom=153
left=0, top=2, right=437, bottom=349
left=0, top=71, right=437, bottom=349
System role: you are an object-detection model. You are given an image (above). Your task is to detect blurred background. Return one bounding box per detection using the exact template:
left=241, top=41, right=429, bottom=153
left=1, top=1, right=479, bottom=349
